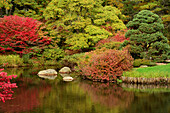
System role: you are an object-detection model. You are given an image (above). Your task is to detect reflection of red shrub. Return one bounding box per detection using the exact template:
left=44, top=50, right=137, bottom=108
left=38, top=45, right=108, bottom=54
left=0, top=15, right=51, bottom=55
left=78, top=49, right=134, bottom=82
left=0, top=77, right=51, bottom=113
left=0, top=69, right=17, bottom=102
left=80, top=81, right=134, bottom=108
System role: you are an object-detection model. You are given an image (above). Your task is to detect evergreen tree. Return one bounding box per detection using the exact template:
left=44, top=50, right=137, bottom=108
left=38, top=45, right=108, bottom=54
left=125, top=10, right=170, bottom=61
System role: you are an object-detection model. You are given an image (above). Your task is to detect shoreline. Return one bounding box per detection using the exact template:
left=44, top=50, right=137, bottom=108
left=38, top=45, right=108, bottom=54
left=121, top=76, right=170, bottom=84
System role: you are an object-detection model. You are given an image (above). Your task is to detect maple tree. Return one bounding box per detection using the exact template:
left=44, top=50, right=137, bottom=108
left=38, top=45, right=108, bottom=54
left=0, top=15, right=51, bottom=55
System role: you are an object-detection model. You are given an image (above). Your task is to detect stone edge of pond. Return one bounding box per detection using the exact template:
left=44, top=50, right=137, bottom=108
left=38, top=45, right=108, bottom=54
left=121, top=76, right=170, bottom=84
left=121, top=83, right=170, bottom=90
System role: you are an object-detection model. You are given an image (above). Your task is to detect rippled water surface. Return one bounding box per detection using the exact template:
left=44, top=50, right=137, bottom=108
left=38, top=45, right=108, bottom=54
left=0, top=67, right=170, bottom=113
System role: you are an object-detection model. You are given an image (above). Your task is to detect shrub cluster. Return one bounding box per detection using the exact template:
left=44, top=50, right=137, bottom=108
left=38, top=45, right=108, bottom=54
left=0, top=55, right=24, bottom=67
left=133, top=59, right=156, bottom=67
left=0, top=15, right=51, bottom=55
left=95, top=29, right=129, bottom=49
left=78, top=49, right=134, bottom=82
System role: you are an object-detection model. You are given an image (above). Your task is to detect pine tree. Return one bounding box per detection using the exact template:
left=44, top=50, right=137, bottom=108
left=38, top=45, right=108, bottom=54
left=125, top=10, right=170, bottom=61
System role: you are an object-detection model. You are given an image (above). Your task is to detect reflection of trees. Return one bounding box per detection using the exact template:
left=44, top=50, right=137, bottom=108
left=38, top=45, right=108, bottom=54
left=0, top=77, right=51, bottom=113
left=33, top=81, right=133, bottom=113
left=122, top=92, right=170, bottom=113
left=80, top=81, right=134, bottom=109
left=4, top=66, right=58, bottom=77
left=33, top=82, right=93, bottom=113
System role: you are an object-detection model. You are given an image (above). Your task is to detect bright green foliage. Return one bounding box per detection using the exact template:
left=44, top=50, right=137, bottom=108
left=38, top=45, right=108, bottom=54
left=125, top=10, right=170, bottom=61
left=43, top=0, right=126, bottom=50
left=42, top=47, right=65, bottom=61
left=0, top=55, right=24, bottom=67
left=133, top=59, right=156, bottom=67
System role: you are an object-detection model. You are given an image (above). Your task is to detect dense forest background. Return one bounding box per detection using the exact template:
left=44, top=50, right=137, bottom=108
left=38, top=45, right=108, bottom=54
left=1, top=0, right=169, bottom=41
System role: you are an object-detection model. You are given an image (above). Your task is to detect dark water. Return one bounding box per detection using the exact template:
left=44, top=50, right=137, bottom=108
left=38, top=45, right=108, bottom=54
left=0, top=67, right=170, bottom=113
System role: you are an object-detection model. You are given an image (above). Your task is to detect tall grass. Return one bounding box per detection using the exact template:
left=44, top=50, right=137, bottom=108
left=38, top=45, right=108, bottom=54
left=0, top=55, right=24, bottom=67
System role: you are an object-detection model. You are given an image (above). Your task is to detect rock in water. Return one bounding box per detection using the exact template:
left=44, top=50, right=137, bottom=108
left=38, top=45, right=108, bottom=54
left=59, top=67, right=71, bottom=74
left=63, top=76, right=73, bottom=82
left=38, top=69, right=57, bottom=76
left=38, top=75, right=57, bottom=80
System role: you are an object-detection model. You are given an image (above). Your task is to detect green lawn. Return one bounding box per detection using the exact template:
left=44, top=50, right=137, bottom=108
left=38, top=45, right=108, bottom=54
left=123, top=63, right=170, bottom=78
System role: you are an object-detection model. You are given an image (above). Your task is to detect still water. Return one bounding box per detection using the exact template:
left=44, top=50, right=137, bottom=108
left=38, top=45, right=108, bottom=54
left=0, top=67, right=170, bottom=113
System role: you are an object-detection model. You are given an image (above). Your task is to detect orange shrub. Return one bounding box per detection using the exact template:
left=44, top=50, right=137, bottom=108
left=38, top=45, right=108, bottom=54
left=78, top=49, right=134, bottom=82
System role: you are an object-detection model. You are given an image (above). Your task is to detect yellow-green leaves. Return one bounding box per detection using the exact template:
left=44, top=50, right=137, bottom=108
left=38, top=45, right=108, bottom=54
left=44, top=0, right=126, bottom=50
left=65, top=33, right=89, bottom=50
left=85, top=25, right=112, bottom=36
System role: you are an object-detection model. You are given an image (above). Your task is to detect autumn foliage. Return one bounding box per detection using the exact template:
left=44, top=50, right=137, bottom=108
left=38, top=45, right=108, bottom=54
left=0, top=15, right=51, bottom=55
left=95, top=29, right=129, bottom=49
left=78, top=49, right=134, bottom=82
left=0, top=69, right=17, bottom=102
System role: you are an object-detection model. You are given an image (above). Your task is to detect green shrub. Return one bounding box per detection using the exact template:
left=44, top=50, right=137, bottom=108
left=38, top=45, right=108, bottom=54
left=0, top=55, right=24, bottom=67
left=59, top=53, right=85, bottom=69
left=42, top=48, right=65, bottom=61
left=133, top=59, right=156, bottom=67
left=22, top=54, right=30, bottom=63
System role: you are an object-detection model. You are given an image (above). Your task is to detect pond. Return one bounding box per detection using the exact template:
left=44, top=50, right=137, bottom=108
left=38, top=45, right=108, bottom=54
left=0, top=67, right=170, bottom=113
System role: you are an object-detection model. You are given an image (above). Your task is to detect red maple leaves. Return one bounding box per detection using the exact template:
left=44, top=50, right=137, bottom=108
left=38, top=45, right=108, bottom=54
left=0, top=15, right=51, bottom=55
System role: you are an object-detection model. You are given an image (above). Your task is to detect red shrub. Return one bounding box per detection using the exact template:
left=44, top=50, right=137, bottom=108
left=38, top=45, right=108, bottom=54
left=113, top=29, right=129, bottom=42
left=96, top=29, right=129, bottom=47
left=78, top=49, right=134, bottom=82
left=0, top=15, right=51, bottom=55
left=0, top=69, right=18, bottom=102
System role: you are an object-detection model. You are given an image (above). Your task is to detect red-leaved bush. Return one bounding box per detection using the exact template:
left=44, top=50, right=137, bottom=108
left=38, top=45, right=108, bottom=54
left=0, top=15, right=51, bottom=55
left=0, top=68, right=18, bottom=102
left=96, top=29, right=129, bottom=47
left=78, top=49, right=134, bottom=82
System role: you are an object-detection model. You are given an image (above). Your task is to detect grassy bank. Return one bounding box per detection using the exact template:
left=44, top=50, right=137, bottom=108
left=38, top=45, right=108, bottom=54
left=123, top=63, right=170, bottom=78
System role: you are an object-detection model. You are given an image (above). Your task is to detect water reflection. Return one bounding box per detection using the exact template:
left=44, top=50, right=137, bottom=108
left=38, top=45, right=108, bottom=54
left=38, top=74, right=57, bottom=80
left=80, top=81, right=134, bottom=109
left=0, top=76, right=51, bottom=113
left=0, top=67, right=170, bottom=113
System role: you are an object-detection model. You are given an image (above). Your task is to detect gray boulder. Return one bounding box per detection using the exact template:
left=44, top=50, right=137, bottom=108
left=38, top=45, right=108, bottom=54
left=59, top=67, right=71, bottom=74
left=38, top=69, right=57, bottom=76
